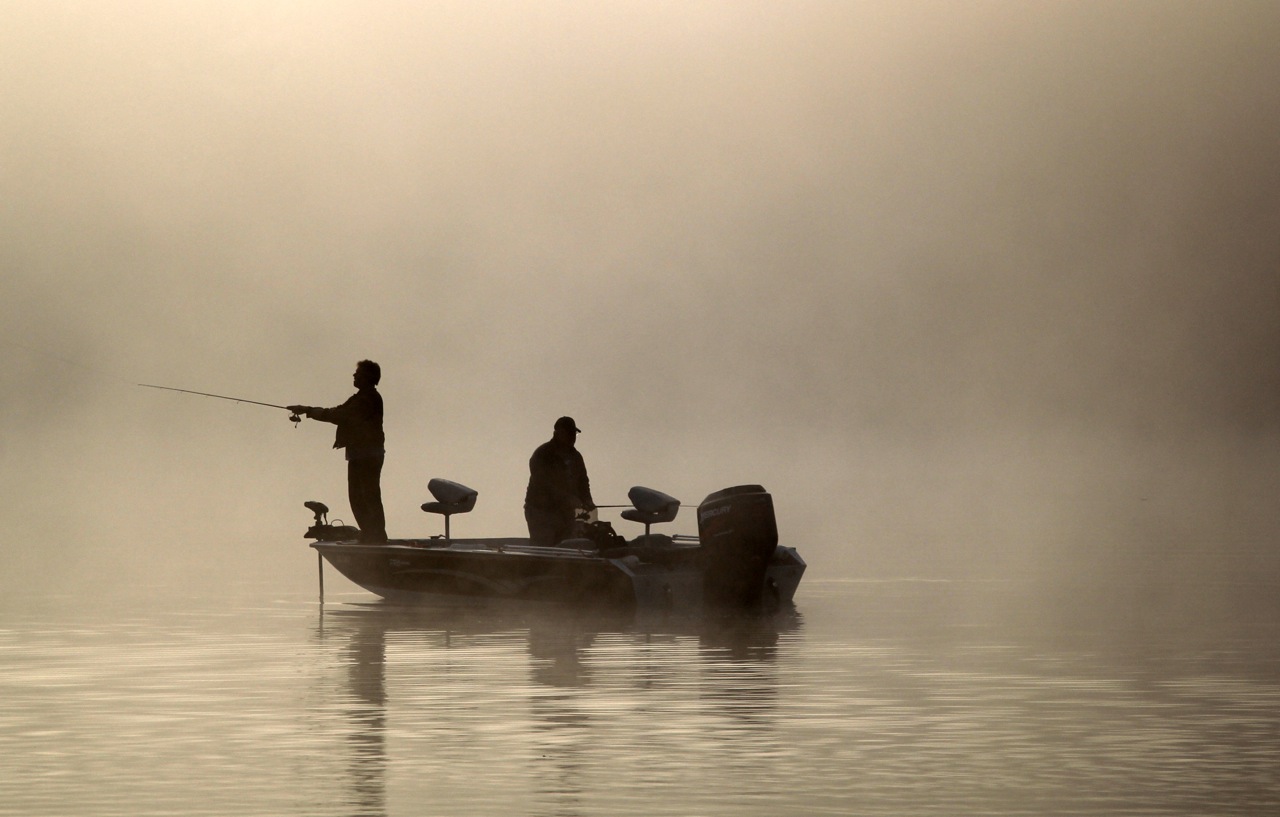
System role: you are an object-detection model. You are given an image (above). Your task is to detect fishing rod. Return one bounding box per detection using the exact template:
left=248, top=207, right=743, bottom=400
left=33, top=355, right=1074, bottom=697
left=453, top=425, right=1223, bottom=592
left=138, top=383, right=302, bottom=423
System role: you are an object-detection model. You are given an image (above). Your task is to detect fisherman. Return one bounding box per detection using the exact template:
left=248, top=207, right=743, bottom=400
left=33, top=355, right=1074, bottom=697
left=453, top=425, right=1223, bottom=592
left=524, top=416, right=595, bottom=547
left=288, top=360, right=387, bottom=543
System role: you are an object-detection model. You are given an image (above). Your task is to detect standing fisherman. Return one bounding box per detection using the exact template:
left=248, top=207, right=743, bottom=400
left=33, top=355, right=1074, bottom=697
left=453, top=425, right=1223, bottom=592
left=289, top=360, right=386, bottom=542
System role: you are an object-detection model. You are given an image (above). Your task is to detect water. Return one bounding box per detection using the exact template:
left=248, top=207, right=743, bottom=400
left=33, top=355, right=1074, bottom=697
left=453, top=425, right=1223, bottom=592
left=2, top=577, right=1278, bottom=816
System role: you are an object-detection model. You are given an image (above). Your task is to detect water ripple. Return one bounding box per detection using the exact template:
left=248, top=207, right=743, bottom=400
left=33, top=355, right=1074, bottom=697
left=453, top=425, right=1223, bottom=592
left=1, top=584, right=1278, bottom=815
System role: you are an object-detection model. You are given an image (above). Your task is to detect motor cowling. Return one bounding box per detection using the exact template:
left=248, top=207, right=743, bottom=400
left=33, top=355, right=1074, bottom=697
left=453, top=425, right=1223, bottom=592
left=697, top=485, right=778, bottom=606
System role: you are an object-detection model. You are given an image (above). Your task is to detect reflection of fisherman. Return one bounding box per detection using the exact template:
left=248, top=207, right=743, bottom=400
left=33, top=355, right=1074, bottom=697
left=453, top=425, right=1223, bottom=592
left=524, top=416, right=595, bottom=547
left=289, top=360, right=387, bottom=543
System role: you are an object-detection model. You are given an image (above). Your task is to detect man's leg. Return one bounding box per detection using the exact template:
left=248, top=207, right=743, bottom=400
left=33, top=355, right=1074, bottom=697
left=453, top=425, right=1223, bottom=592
left=348, top=456, right=387, bottom=542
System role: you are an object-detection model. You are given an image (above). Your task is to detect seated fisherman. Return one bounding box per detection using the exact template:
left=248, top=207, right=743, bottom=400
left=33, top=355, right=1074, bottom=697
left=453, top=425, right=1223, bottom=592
left=523, top=416, right=595, bottom=547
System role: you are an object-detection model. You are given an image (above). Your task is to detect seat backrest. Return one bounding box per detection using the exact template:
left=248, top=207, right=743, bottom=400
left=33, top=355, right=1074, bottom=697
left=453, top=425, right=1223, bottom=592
left=427, top=478, right=478, bottom=512
left=627, top=486, right=679, bottom=523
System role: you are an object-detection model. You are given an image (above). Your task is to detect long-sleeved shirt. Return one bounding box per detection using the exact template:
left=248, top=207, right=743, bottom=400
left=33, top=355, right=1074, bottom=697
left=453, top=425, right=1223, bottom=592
left=308, top=387, right=384, bottom=460
left=523, top=439, right=593, bottom=515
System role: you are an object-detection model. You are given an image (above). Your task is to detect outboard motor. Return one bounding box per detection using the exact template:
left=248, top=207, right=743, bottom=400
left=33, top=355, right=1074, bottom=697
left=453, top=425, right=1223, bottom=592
left=697, top=485, right=778, bottom=606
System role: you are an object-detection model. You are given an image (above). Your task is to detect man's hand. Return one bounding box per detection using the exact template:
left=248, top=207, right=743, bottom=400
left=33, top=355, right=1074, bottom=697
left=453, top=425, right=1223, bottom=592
left=287, top=405, right=311, bottom=417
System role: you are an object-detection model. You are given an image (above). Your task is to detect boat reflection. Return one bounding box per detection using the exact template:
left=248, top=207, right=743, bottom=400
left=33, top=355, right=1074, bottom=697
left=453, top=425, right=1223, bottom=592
left=313, top=598, right=802, bottom=815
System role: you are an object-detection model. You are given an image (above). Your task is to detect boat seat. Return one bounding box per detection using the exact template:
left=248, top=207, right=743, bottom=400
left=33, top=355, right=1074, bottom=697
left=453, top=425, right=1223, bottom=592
left=420, top=478, right=478, bottom=541
left=619, top=486, right=680, bottom=538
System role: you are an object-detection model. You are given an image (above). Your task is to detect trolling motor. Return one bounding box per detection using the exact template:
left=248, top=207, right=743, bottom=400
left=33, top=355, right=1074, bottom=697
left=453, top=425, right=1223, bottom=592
left=304, top=501, right=329, bottom=526
left=303, top=501, right=361, bottom=542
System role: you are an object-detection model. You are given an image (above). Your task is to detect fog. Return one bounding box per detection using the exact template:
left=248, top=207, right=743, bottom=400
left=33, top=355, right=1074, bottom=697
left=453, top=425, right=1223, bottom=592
left=3, top=2, right=1277, bottom=621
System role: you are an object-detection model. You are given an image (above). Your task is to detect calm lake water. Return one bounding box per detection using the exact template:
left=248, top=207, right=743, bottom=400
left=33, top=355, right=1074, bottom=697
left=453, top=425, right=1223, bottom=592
left=2, top=575, right=1278, bottom=816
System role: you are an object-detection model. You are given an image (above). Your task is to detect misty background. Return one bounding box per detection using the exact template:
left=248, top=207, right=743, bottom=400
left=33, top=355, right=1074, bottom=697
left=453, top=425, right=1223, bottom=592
left=3, top=2, right=1277, bottom=622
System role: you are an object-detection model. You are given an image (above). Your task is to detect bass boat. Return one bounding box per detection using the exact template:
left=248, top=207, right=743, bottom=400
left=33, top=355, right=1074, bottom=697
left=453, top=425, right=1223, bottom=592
left=305, top=482, right=805, bottom=610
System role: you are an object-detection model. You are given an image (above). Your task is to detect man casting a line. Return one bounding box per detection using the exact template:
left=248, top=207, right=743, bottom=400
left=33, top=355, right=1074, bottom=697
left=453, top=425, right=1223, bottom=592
left=289, top=360, right=386, bottom=543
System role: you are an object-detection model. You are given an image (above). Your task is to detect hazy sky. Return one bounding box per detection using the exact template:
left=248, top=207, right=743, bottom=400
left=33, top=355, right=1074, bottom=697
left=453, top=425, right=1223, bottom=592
left=3, top=1, right=1277, bottom=599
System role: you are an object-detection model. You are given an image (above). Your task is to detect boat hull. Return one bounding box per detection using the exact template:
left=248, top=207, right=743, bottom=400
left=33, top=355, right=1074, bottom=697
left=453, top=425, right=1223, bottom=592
left=312, top=538, right=806, bottom=610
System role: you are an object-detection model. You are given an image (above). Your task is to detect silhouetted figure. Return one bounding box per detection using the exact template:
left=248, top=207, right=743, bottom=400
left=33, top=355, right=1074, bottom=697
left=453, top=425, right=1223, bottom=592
left=289, top=360, right=386, bottom=543
left=524, top=416, right=595, bottom=547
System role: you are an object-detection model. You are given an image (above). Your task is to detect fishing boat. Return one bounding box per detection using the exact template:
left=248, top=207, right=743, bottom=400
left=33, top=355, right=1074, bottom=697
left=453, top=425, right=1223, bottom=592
left=305, top=482, right=805, bottom=610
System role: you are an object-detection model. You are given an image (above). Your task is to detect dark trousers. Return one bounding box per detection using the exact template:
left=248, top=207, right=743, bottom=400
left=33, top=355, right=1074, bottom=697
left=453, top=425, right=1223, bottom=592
left=525, top=507, right=571, bottom=547
left=348, top=455, right=386, bottom=542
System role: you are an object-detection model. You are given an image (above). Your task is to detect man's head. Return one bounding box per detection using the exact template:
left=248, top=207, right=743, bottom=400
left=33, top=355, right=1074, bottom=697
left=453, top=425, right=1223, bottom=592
left=553, top=415, right=581, bottom=444
left=354, top=359, right=381, bottom=388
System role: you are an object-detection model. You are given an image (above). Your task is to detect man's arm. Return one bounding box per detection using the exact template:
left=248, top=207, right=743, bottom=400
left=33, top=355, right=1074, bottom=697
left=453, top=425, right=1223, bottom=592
left=289, top=394, right=357, bottom=425
left=573, top=451, right=595, bottom=509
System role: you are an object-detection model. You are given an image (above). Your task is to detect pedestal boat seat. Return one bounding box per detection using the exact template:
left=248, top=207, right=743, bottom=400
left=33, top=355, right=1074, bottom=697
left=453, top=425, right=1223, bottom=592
left=420, top=478, right=478, bottom=542
left=619, top=486, right=680, bottom=538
